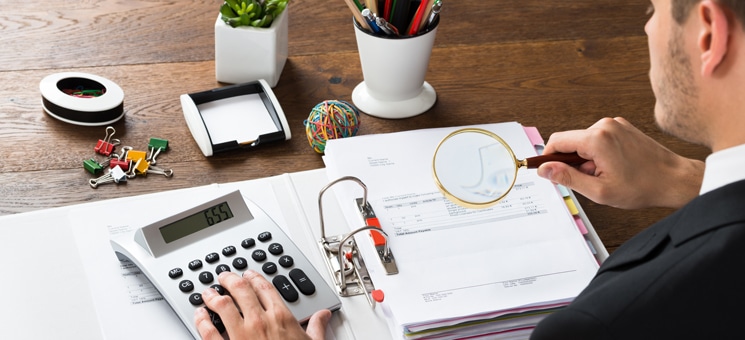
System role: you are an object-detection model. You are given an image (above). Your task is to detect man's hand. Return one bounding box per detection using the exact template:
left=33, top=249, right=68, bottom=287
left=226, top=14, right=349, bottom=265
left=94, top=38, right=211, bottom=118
left=537, top=117, right=704, bottom=209
left=194, top=270, right=332, bottom=340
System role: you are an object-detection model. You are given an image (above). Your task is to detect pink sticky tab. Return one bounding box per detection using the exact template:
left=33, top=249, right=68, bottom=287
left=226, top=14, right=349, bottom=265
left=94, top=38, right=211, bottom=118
left=574, top=215, right=589, bottom=235
left=523, top=126, right=545, bottom=146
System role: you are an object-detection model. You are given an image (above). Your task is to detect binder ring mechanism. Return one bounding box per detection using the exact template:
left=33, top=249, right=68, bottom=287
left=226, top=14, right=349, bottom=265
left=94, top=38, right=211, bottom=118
left=317, top=176, right=398, bottom=308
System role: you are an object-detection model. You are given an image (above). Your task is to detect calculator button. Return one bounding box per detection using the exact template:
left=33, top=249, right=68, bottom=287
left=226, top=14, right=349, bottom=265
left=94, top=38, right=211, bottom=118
left=179, top=280, right=195, bottom=293
left=262, top=262, right=277, bottom=275
left=189, top=260, right=203, bottom=270
left=289, top=268, right=316, bottom=296
left=206, top=308, right=226, bottom=334
left=252, top=250, right=267, bottom=262
left=241, top=238, right=256, bottom=249
left=232, top=257, right=248, bottom=270
left=168, top=268, right=183, bottom=279
left=210, top=284, right=226, bottom=295
left=257, top=231, right=272, bottom=242
left=199, top=271, right=214, bottom=284
left=215, top=264, right=231, bottom=275
left=189, top=293, right=203, bottom=306
left=268, top=243, right=283, bottom=255
left=205, top=252, right=220, bottom=263
left=272, top=275, right=298, bottom=302
left=222, top=246, right=236, bottom=256
left=278, top=255, right=294, bottom=268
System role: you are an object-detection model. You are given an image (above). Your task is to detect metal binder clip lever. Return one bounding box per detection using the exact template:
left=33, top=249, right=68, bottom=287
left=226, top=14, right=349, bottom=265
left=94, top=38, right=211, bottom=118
left=317, top=176, right=398, bottom=308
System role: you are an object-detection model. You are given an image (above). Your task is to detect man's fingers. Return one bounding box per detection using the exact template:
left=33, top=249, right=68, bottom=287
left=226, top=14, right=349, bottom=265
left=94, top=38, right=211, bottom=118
left=305, top=309, right=333, bottom=340
left=243, top=270, right=286, bottom=312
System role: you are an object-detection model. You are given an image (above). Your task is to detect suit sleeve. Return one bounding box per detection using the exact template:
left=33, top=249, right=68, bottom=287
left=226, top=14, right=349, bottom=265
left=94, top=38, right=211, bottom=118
left=529, top=308, right=614, bottom=340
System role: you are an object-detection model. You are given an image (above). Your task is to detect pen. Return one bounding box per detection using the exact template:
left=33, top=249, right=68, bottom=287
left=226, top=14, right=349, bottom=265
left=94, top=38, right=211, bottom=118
left=361, top=8, right=382, bottom=34
left=376, top=16, right=398, bottom=36
left=425, top=0, right=441, bottom=30
left=384, top=0, right=392, bottom=21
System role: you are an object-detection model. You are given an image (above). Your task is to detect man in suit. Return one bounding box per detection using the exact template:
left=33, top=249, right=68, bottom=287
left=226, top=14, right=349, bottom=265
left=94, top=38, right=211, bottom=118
left=531, top=0, right=745, bottom=338
left=193, top=0, right=745, bottom=339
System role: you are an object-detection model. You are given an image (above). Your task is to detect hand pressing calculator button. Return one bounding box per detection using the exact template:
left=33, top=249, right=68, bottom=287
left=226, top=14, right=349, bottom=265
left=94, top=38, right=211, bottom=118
left=111, top=190, right=342, bottom=339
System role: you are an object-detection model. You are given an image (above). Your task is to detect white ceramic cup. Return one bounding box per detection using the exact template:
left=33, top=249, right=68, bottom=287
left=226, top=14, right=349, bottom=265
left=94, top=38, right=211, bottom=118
left=352, top=18, right=438, bottom=119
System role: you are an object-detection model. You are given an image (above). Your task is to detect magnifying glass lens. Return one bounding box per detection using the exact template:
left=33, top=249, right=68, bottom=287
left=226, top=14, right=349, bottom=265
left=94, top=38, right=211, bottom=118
left=433, top=130, right=518, bottom=207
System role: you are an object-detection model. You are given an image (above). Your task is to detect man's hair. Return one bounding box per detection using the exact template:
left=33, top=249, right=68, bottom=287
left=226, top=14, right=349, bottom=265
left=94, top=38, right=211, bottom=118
left=672, top=0, right=745, bottom=26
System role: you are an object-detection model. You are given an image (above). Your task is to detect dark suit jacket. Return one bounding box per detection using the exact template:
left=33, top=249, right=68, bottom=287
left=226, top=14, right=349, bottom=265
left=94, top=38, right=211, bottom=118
left=530, top=179, right=745, bottom=339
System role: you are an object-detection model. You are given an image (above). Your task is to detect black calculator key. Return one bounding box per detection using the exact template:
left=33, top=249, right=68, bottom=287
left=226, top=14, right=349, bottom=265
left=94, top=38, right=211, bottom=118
left=222, top=246, right=236, bottom=256
left=206, top=308, right=226, bottom=334
left=289, top=268, right=316, bottom=296
left=272, top=275, right=298, bottom=302
left=241, top=238, right=256, bottom=249
left=205, top=252, right=220, bottom=263
left=216, top=264, right=231, bottom=275
left=189, top=293, right=203, bottom=306
left=199, top=271, right=214, bottom=284
left=168, top=268, right=183, bottom=279
left=257, top=231, right=272, bottom=242
left=262, top=262, right=277, bottom=275
left=232, top=257, right=248, bottom=270
left=189, top=259, right=203, bottom=270
left=268, top=243, right=283, bottom=255
left=210, top=284, right=226, bottom=295
left=278, top=255, right=294, bottom=268
left=179, top=280, right=195, bottom=293
left=252, top=250, right=267, bottom=262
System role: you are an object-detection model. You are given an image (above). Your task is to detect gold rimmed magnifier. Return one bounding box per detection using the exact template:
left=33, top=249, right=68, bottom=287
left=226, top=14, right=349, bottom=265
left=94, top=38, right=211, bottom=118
left=432, top=128, right=586, bottom=209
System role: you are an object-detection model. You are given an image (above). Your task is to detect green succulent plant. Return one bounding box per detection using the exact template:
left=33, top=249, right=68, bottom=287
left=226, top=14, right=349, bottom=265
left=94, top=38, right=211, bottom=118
left=220, top=0, right=289, bottom=28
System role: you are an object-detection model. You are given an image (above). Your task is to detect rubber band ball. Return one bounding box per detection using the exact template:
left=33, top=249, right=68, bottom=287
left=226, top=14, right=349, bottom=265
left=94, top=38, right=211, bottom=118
left=304, top=100, right=361, bottom=154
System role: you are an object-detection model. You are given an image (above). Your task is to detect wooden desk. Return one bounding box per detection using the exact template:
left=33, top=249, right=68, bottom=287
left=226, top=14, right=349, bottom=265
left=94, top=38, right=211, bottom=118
left=0, top=0, right=708, bottom=253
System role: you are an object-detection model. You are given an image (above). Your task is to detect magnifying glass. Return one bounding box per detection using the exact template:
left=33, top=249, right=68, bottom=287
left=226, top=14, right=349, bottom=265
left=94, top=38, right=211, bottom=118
left=432, top=128, right=586, bottom=209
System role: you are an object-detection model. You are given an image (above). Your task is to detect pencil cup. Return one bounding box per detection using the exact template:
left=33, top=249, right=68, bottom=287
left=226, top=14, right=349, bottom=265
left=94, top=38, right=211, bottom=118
left=352, top=18, right=438, bottom=119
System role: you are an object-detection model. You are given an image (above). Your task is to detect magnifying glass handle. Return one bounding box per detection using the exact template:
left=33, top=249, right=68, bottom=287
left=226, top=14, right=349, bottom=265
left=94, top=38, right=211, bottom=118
left=525, top=152, right=586, bottom=169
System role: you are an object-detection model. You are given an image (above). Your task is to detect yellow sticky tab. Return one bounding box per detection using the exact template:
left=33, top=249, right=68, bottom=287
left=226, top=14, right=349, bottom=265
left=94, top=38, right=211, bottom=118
left=563, top=196, right=579, bottom=215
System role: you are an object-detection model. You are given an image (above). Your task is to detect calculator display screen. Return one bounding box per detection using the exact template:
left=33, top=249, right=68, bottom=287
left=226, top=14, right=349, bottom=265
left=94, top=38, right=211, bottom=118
left=159, top=201, right=234, bottom=243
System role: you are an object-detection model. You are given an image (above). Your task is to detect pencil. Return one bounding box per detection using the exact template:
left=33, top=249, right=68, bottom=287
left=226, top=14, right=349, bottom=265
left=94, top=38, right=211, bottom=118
left=343, top=0, right=372, bottom=31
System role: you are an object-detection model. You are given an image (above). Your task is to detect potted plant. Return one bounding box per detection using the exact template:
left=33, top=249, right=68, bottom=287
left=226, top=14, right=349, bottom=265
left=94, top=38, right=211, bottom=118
left=215, top=0, right=290, bottom=87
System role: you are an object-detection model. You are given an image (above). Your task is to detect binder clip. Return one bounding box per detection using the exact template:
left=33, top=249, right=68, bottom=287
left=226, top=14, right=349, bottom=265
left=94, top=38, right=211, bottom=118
left=109, top=147, right=132, bottom=171
left=94, top=126, right=120, bottom=156
left=147, top=137, right=168, bottom=165
left=317, top=176, right=398, bottom=308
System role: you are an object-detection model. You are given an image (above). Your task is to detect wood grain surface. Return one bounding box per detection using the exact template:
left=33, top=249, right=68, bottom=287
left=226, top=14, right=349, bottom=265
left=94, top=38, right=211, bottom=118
left=0, top=0, right=710, bottom=253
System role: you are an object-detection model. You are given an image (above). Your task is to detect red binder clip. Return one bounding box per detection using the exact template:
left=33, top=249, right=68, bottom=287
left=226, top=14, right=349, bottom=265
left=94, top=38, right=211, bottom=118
left=94, top=126, right=120, bottom=156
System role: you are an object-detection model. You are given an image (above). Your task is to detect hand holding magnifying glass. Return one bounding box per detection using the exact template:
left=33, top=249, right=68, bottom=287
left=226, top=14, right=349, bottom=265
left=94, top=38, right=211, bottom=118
left=432, top=128, right=587, bottom=208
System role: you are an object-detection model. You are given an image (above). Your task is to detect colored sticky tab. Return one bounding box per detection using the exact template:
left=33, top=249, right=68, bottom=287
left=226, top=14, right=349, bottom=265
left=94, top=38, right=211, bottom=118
left=366, top=217, right=386, bottom=246
left=563, top=196, right=579, bottom=215
left=523, top=126, right=545, bottom=146
left=557, top=185, right=571, bottom=197
left=574, top=215, right=588, bottom=235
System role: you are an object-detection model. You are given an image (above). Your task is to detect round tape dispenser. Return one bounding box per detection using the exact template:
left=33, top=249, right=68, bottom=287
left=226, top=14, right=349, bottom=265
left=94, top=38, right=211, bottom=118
left=40, top=72, right=125, bottom=126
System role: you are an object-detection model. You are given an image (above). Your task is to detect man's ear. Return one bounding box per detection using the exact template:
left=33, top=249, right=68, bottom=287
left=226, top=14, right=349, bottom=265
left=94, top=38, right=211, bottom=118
left=699, top=0, right=731, bottom=77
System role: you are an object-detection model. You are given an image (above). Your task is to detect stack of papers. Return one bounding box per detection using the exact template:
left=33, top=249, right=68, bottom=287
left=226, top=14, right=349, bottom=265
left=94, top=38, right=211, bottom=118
left=323, top=122, right=599, bottom=339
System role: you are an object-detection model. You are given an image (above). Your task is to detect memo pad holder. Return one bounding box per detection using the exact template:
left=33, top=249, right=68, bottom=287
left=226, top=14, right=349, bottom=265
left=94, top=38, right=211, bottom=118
left=180, top=79, right=291, bottom=157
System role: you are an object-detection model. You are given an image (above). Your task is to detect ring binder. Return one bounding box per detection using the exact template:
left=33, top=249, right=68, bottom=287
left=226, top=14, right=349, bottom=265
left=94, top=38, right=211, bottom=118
left=316, top=176, right=398, bottom=307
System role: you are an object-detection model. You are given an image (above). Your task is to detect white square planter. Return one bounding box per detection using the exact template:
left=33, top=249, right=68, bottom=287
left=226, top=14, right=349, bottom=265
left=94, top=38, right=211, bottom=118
left=214, top=10, right=288, bottom=87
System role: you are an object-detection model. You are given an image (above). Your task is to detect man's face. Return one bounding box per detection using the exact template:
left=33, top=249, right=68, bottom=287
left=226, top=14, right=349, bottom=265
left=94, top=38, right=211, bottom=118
left=645, top=0, right=704, bottom=145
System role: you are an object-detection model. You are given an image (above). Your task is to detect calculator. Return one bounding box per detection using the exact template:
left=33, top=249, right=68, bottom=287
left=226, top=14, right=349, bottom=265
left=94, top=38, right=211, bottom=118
left=110, top=190, right=342, bottom=339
